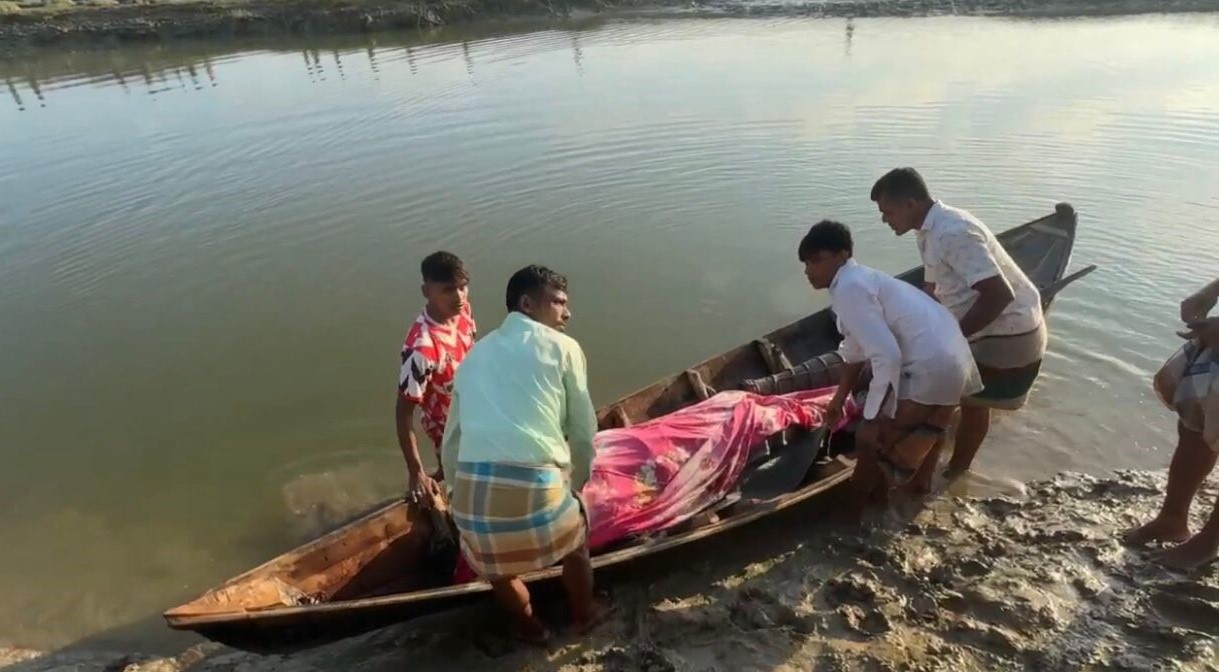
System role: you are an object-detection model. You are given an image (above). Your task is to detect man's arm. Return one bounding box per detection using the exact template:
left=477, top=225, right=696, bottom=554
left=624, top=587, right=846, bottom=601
left=562, top=343, right=597, bottom=491
left=937, top=229, right=1014, bottom=338
left=834, top=284, right=903, bottom=421
left=396, top=396, right=440, bottom=506
left=395, top=396, right=426, bottom=477
left=398, top=348, right=440, bottom=506
left=958, top=275, right=1015, bottom=339
left=1182, top=278, right=1219, bottom=322
left=826, top=360, right=866, bottom=428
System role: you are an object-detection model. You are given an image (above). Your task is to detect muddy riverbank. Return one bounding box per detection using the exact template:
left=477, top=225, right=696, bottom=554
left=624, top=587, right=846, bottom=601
left=3, top=0, right=1219, bottom=55
left=4, top=470, right=1217, bottom=671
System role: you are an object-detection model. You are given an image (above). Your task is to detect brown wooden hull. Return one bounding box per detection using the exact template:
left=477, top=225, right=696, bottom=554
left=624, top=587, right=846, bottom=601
left=163, top=203, right=1093, bottom=650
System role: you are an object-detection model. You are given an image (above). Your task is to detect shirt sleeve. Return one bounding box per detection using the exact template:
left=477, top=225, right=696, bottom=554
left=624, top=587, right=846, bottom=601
left=836, top=316, right=867, bottom=364
left=398, top=345, right=435, bottom=403
left=440, top=388, right=462, bottom=494
left=561, top=341, right=598, bottom=491
left=938, top=228, right=1002, bottom=288
left=833, top=282, right=903, bottom=421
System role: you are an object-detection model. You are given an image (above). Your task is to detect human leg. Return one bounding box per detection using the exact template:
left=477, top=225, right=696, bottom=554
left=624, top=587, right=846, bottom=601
left=946, top=402, right=990, bottom=476
left=877, top=400, right=954, bottom=484
left=1160, top=492, right=1219, bottom=570
left=489, top=577, right=547, bottom=642
left=1126, top=426, right=1214, bottom=546
left=845, top=420, right=887, bottom=522
left=1126, top=424, right=1217, bottom=545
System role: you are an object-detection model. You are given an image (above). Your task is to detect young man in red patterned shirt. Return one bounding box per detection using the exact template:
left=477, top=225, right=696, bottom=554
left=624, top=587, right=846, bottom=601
left=396, top=251, right=476, bottom=509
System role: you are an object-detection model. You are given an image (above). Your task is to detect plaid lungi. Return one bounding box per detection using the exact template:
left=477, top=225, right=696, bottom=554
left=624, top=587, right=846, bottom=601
left=1155, top=341, right=1219, bottom=452
left=450, top=462, right=587, bottom=579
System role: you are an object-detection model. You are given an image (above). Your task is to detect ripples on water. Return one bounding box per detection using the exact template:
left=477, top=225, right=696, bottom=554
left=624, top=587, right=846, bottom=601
left=1, top=13, right=1219, bottom=651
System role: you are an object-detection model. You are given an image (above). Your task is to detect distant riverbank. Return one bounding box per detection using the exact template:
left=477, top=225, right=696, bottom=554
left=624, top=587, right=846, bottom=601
left=3, top=0, right=1219, bottom=55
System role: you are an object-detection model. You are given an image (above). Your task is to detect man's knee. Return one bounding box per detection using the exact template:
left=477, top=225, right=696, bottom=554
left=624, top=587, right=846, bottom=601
left=959, top=403, right=989, bottom=421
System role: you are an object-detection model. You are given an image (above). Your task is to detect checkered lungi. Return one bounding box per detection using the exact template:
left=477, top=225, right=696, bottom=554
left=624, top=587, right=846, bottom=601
left=1155, top=341, right=1219, bottom=451
left=450, top=461, right=587, bottom=579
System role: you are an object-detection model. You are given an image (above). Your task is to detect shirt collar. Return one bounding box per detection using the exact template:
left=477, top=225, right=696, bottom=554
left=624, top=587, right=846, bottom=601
left=502, top=311, right=538, bottom=333
left=421, top=307, right=442, bottom=327
left=829, top=258, right=858, bottom=292
left=918, top=200, right=944, bottom=233
left=422, top=306, right=459, bottom=329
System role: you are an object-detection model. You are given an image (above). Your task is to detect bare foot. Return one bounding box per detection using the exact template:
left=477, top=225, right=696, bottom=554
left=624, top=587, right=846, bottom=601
left=836, top=505, right=865, bottom=526
left=899, top=473, right=934, bottom=499
left=572, top=598, right=615, bottom=636
left=942, top=465, right=968, bottom=481
left=1157, top=534, right=1219, bottom=571
left=1123, top=516, right=1191, bottom=546
left=510, top=616, right=550, bottom=646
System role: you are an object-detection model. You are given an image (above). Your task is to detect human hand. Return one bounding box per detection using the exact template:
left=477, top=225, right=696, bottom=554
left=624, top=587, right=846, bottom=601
left=825, top=396, right=845, bottom=429
left=1178, top=316, right=1219, bottom=350
left=407, top=469, right=443, bottom=509
left=1181, top=290, right=1217, bottom=324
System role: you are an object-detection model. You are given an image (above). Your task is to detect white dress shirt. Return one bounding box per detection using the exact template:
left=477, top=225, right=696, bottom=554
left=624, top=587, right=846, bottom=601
left=916, top=201, right=1044, bottom=340
left=830, top=260, right=983, bottom=420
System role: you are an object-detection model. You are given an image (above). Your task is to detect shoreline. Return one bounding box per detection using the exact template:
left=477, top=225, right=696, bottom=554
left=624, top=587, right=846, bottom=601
left=3, top=0, right=1219, bottom=56
left=4, top=469, right=1217, bottom=671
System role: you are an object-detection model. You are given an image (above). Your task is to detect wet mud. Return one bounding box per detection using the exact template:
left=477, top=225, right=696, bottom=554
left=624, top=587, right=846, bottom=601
left=4, top=470, right=1217, bottom=671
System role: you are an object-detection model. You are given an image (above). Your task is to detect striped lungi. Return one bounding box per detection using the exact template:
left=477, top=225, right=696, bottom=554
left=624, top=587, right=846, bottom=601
left=964, top=322, right=1048, bottom=410
left=450, top=462, right=587, bottom=579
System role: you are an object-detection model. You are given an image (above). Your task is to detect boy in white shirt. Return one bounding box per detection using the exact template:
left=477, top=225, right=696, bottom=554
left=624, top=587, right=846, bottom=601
left=799, top=220, right=982, bottom=518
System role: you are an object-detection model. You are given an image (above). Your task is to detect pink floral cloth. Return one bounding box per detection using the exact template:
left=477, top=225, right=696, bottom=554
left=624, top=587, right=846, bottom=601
left=451, top=387, right=853, bottom=582
left=581, top=388, right=851, bottom=551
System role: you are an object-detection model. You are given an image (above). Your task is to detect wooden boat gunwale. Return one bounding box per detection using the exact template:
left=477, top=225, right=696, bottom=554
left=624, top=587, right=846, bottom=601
left=164, top=202, right=1089, bottom=633
left=165, top=456, right=854, bottom=626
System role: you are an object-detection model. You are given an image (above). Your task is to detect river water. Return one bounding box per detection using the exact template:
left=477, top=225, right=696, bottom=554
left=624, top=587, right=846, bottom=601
left=2, top=12, right=1218, bottom=652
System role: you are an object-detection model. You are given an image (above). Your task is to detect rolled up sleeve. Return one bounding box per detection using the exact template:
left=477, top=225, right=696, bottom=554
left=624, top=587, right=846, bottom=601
left=939, top=228, right=1001, bottom=288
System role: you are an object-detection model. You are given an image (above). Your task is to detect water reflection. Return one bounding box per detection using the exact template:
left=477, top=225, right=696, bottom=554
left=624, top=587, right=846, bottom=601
left=572, top=31, right=584, bottom=75
left=332, top=48, right=346, bottom=80
left=0, top=19, right=608, bottom=111
left=5, top=76, right=23, bottom=111
left=366, top=43, right=380, bottom=79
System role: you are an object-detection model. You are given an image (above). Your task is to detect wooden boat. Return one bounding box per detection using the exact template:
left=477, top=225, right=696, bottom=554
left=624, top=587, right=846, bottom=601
left=164, top=203, right=1096, bottom=650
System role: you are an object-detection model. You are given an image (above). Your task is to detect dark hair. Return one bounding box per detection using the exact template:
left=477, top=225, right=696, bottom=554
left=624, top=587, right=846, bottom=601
left=506, top=265, right=568, bottom=312
left=420, top=251, right=469, bottom=284
left=798, top=220, right=853, bottom=261
left=870, top=167, right=931, bottom=203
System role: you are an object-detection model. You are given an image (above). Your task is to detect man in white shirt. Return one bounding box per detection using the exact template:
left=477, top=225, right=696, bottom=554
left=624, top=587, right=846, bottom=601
left=870, top=168, right=1047, bottom=480
left=799, top=220, right=982, bottom=519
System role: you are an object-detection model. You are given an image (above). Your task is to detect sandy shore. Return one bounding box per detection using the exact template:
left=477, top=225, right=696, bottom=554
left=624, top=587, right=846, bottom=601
left=3, top=0, right=1219, bottom=55
left=4, top=469, right=1217, bottom=671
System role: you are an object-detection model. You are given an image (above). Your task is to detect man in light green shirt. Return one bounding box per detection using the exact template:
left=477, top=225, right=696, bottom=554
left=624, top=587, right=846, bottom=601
left=439, top=286, right=596, bottom=491
left=440, top=265, right=606, bottom=642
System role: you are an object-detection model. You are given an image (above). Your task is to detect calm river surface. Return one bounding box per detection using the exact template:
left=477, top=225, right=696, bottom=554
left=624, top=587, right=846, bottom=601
left=2, top=13, right=1218, bottom=651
